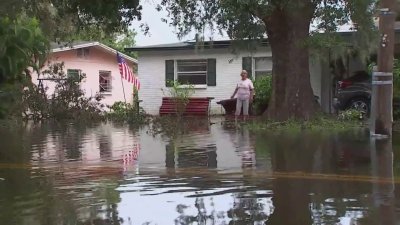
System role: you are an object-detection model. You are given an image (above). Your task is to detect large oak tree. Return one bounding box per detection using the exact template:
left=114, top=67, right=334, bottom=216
left=159, top=0, right=376, bottom=120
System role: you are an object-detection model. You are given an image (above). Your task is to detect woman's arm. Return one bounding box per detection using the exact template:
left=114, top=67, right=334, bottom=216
left=249, top=80, right=255, bottom=102
left=250, top=88, right=254, bottom=102
left=231, top=87, right=238, bottom=99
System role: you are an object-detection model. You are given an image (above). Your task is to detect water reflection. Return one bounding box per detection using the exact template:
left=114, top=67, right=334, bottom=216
left=0, top=119, right=399, bottom=224
left=231, top=128, right=256, bottom=169
left=371, top=138, right=396, bottom=225
left=99, top=134, right=112, bottom=161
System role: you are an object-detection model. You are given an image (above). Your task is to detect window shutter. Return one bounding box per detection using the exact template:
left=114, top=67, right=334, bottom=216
left=165, top=60, right=174, bottom=87
left=242, top=57, right=253, bottom=79
left=207, top=58, right=216, bottom=86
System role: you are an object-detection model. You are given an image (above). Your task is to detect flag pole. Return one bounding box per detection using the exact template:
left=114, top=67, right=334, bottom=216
left=117, top=52, right=127, bottom=104
left=120, top=75, right=127, bottom=104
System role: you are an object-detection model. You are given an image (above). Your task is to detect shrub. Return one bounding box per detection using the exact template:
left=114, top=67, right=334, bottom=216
left=252, top=75, right=272, bottom=114
left=22, top=62, right=105, bottom=121
left=338, top=109, right=365, bottom=121
left=21, top=83, right=49, bottom=120
left=162, top=81, right=195, bottom=117
left=107, top=101, right=147, bottom=124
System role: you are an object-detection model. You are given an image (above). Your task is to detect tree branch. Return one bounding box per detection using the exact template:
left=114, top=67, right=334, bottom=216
left=247, top=3, right=273, bottom=24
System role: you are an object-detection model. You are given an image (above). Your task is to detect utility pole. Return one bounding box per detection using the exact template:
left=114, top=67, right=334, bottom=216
left=370, top=0, right=396, bottom=137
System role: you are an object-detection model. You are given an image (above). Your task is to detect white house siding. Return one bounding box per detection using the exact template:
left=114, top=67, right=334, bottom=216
left=309, top=57, right=322, bottom=103
left=138, top=47, right=322, bottom=115
left=32, top=46, right=136, bottom=108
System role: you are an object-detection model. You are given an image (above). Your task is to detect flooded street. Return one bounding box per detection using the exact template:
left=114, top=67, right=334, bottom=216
left=0, top=117, right=399, bottom=225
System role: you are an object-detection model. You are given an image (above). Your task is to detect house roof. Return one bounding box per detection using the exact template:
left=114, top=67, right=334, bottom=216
left=51, top=41, right=137, bottom=63
left=127, top=28, right=400, bottom=52
left=125, top=39, right=269, bottom=52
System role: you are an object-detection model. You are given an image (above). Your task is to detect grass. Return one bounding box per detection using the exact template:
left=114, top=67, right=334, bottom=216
left=244, top=114, right=367, bottom=134
left=0, top=113, right=372, bottom=137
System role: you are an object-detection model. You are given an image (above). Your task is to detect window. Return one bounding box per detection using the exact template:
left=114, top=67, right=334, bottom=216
left=254, top=57, right=272, bottom=79
left=176, top=59, right=208, bottom=85
left=67, top=69, right=82, bottom=82
left=77, top=48, right=90, bottom=58
left=99, top=71, right=112, bottom=92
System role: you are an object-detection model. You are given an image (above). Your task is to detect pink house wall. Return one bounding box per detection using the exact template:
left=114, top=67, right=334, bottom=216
left=32, top=46, right=137, bottom=108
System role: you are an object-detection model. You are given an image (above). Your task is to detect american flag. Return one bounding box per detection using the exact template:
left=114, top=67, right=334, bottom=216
left=122, top=143, right=141, bottom=172
left=117, top=52, right=140, bottom=90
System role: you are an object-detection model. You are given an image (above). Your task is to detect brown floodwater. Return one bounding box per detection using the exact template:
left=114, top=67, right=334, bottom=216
left=0, top=118, right=399, bottom=225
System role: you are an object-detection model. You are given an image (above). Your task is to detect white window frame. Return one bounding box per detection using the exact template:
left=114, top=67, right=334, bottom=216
left=99, top=70, right=112, bottom=93
left=175, top=59, right=208, bottom=88
left=252, top=57, right=273, bottom=79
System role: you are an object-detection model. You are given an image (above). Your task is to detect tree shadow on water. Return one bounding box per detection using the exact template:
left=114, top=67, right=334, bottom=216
left=174, top=194, right=271, bottom=225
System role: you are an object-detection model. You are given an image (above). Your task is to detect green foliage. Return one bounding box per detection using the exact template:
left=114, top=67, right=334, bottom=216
left=0, top=16, right=49, bottom=83
left=393, top=59, right=400, bottom=99
left=21, top=83, right=49, bottom=121
left=159, top=0, right=376, bottom=49
left=0, top=16, right=49, bottom=119
left=0, top=0, right=142, bottom=42
left=338, top=109, right=365, bottom=121
left=73, top=27, right=138, bottom=58
left=107, top=101, right=147, bottom=124
left=252, top=75, right=272, bottom=114
left=109, top=29, right=138, bottom=58
left=0, top=83, right=25, bottom=119
left=246, top=114, right=364, bottom=133
left=21, top=62, right=105, bottom=121
left=309, top=0, right=378, bottom=63
left=162, top=81, right=195, bottom=117
left=390, top=59, right=400, bottom=120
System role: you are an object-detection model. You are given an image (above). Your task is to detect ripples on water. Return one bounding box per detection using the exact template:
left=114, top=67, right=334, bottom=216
left=0, top=118, right=399, bottom=225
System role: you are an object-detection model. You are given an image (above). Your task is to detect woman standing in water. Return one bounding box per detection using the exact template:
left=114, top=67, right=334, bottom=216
left=231, top=70, right=254, bottom=121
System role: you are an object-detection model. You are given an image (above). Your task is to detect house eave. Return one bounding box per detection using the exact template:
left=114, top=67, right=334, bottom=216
left=51, top=42, right=138, bottom=64
left=126, top=40, right=269, bottom=52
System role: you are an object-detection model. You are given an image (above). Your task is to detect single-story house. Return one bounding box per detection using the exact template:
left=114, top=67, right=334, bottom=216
left=126, top=39, right=337, bottom=115
left=32, top=41, right=138, bottom=107
left=127, top=28, right=400, bottom=116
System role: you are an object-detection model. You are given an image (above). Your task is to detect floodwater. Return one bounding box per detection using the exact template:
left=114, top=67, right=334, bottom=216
left=0, top=118, right=399, bottom=225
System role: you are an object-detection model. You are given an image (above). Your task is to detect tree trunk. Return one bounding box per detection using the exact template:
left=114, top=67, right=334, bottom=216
left=263, top=2, right=318, bottom=121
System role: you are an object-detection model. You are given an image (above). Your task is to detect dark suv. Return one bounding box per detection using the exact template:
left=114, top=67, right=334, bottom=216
left=333, top=71, right=371, bottom=114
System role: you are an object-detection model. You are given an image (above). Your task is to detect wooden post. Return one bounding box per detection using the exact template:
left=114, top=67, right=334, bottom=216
left=370, top=0, right=396, bottom=137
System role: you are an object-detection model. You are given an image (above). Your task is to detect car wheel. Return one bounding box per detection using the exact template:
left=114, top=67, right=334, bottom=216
left=348, top=98, right=369, bottom=115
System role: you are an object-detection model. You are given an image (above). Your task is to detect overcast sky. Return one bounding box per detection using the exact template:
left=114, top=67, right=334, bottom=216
left=130, top=0, right=227, bottom=46
left=131, top=0, right=353, bottom=47
left=130, top=0, right=178, bottom=46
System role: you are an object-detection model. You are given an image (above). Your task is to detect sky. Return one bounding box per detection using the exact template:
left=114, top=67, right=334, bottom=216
left=130, top=0, right=179, bottom=46
left=130, top=0, right=227, bottom=46
left=131, top=0, right=354, bottom=47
